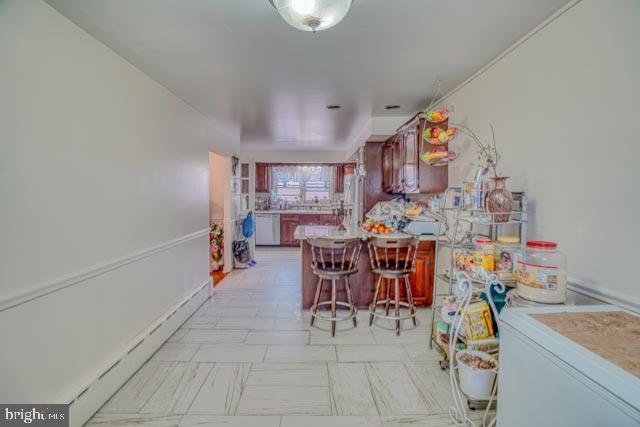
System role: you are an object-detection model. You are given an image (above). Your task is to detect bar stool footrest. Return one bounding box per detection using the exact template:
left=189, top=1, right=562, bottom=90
left=370, top=300, right=417, bottom=321
left=311, top=301, right=358, bottom=322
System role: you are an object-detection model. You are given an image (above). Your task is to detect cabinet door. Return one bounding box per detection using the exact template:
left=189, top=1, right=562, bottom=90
left=374, top=241, right=434, bottom=306
left=402, top=128, right=419, bottom=193
left=300, top=214, right=316, bottom=225
left=318, top=214, right=336, bottom=225
left=280, top=215, right=300, bottom=246
left=255, top=163, right=270, bottom=193
left=335, top=164, right=345, bottom=194
left=418, top=118, right=448, bottom=193
left=382, top=143, right=393, bottom=193
left=392, top=135, right=404, bottom=193
left=407, top=242, right=434, bottom=306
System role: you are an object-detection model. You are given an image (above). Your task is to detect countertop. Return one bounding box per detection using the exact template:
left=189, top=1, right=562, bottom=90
left=293, top=225, right=436, bottom=241
left=255, top=210, right=334, bottom=215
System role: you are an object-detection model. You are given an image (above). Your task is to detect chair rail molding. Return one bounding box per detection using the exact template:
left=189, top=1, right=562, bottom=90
left=0, top=228, right=210, bottom=312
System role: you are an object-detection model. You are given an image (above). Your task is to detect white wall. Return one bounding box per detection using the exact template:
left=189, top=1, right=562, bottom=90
left=441, top=0, right=640, bottom=308
left=209, top=152, right=227, bottom=222
left=0, top=0, right=237, bottom=423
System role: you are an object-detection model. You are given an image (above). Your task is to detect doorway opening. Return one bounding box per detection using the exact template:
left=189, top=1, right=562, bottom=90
left=208, top=150, right=232, bottom=285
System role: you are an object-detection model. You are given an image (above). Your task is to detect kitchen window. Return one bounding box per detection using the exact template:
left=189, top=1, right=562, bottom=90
left=272, top=165, right=333, bottom=204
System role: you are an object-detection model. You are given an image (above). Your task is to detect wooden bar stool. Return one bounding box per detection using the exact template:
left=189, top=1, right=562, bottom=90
left=308, top=237, right=362, bottom=336
left=367, top=235, right=420, bottom=335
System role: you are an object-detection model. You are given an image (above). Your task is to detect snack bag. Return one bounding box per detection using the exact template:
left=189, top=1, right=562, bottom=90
left=463, top=301, right=494, bottom=341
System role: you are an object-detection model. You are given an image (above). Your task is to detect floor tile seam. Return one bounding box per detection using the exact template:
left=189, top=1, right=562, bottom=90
left=362, top=361, right=383, bottom=417
left=402, top=360, right=442, bottom=414
left=183, top=361, right=216, bottom=415
left=127, top=361, right=178, bottom=415
left=229, top=362, right=254, bottom=416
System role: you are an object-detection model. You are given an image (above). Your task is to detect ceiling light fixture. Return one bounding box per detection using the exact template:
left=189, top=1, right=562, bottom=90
left=326, top=105, right=341, bottom=109
left=384, top=105, right=401, bottom=110
left=269, top=0, right=354, bottom=32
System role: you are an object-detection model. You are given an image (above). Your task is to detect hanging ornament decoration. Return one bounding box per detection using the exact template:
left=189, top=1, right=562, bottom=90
left=419, top=77, right=461, bottom=167
left=424, top=125, right=458, bottom=146
left=425, top=106, right=453, bottom=124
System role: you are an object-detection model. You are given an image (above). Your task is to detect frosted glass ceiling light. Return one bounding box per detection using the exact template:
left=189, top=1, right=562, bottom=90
left=269, top=0, right=354, bottom=32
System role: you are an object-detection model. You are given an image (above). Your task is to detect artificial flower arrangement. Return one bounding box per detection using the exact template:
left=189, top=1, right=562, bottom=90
left=210, top=223, right=224, bottom=270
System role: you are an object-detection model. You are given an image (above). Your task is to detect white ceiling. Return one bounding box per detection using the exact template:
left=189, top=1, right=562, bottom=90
left=46, top=0, right=568, bottom=151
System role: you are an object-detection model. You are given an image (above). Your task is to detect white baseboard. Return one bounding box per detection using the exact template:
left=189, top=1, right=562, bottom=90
left=68, top=279, right=211, bottom=427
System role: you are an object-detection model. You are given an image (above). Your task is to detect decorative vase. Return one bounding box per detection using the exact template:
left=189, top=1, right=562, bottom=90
left=486, top=176, right=513, bottom=222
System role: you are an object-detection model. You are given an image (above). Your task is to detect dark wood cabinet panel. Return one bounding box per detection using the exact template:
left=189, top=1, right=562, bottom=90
left=280, top=213, right=338, bottom=246
left=380, top=114, right=448, bottom=194
left=402, top=127, right=419, bottom=193
left=408, top=241, right=435, bottom=306
left=382, top=143, right=394, bottom=194
left=391, top=134, right=404, bottom=193
left=375, top=241, right=434, bottom=307
left=280, top=214, right=300, bottom=246
left=417, top=118, right=448, bottom=193
left=334, top=163, right=357, bottom=193
left=255, top=163, right=270, bottom=193
left=366, top=141, right=392, bottom=213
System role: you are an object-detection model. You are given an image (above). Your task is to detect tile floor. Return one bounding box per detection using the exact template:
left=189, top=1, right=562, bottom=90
left=89, top=248, right=482, bottom=426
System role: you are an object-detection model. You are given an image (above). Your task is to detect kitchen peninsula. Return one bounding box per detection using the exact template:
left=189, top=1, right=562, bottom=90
left=294, top=225, right=436, bottom=309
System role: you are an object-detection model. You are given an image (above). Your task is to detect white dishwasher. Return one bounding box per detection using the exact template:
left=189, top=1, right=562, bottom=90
left=255, top=212, right=280, bottom=245
left=498, top=305, right=640, bottom=427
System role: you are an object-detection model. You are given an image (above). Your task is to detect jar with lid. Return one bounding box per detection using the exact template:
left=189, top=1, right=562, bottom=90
left=516, top=241, right=567, bottom=303
left=454, top=248, right=474, bottom=276
left=494, top=236, right=521, bottom=284
left=472, top=237, right=494, bottom=273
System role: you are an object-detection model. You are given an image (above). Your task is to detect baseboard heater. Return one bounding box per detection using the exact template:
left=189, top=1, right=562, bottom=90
left=67, top=279, right=211, bottom=426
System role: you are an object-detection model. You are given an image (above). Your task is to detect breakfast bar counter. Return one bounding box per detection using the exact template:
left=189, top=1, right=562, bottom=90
left=294, top=225, right=436, bottom=309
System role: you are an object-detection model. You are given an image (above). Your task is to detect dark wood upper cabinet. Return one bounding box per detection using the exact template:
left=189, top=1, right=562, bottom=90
left=334, top=163, right=357, bottom=193
left=391, top=134, right=404, bottom=193
left=402, top=127, right=419, bottom=193
left=417, top=117, right=448, bottom=193
left=255, top=163, right=270, bottom=193
left=381, top=114, right=448, bottom=194
left=381, top=142, right=394, bottom=193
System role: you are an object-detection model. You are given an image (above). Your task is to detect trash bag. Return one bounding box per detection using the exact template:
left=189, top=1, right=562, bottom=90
left=232, top=240, right=251, bottom=264
left=242, top=212, right=256, bottom=238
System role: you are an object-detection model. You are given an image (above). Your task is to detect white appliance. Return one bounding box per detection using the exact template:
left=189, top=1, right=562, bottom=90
left=255, top=212, right=280, bottom=245
left=498, top=305, right=640, bottom=427
left=344, top=173, right=364, bottom=230
left=403, top=216, right=443, bottom=236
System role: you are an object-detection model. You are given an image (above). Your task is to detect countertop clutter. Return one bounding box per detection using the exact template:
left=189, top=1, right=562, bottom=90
left=294, top=224, right=436, bottom=241
left=255, top=209, right=334, bottom=215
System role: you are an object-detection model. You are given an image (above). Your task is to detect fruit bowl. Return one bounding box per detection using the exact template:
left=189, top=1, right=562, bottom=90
left=421, top=149, right=460, bottom=167
left=424, top=126, right=458, bottom=145
left=424, top=106, right=453, bottom=124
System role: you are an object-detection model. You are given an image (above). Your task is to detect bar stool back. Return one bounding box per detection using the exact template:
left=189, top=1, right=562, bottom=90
left=308, top=237, right=362, bottom=336
left=367, top=235, right=420, bottom=335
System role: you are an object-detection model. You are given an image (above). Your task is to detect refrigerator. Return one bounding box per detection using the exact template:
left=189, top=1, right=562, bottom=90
left=498, top=305, right=640, bottom=426
left=344, top=173, right=365, bottom=230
